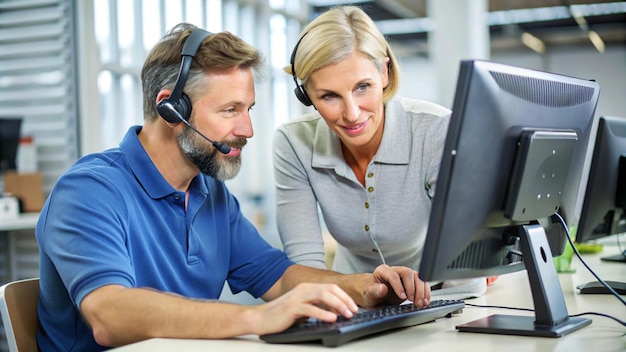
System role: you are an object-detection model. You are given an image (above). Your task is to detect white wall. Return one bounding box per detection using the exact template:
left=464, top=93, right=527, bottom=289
left=396, top=44, right=626, bottom=119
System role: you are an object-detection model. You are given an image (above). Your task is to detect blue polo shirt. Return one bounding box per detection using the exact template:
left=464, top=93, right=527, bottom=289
left=35, top=126, right=294, bottom=351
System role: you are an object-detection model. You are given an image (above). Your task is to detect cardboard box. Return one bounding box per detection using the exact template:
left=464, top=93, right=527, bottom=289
left=3, top=171, right=44, bottom=212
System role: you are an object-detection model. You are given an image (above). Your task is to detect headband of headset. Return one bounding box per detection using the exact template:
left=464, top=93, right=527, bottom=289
left=289, top=33, right=313, bottom=107
left=166, top=28, right=213, bottom=105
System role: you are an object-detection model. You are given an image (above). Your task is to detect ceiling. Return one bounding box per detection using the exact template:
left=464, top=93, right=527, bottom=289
left=308, top=0, right=626, bottom=55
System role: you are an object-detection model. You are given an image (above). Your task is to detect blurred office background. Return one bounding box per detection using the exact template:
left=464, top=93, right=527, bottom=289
left=0, top=0, right=624, bottom=348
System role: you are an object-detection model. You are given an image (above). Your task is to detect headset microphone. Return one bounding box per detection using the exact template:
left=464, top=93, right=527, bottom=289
left=158, top=100, right=231, bottom=154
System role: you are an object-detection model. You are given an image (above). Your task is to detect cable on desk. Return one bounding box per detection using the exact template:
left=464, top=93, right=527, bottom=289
left=569, top=312, right=626, bottom=327
left=464, top=303, right=532, bottom=312
left=554, top=212, right=626, bottom=307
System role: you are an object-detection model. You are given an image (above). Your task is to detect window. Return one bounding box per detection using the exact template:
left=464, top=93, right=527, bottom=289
left=0, top=0, right=79, bottom=195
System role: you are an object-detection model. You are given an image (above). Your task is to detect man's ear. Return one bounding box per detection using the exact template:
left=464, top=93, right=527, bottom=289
left=156, top=89, right=173, bottom=105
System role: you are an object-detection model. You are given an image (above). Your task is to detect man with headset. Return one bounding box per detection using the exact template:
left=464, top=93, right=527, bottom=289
left=34, top=23, right=431, bottom=351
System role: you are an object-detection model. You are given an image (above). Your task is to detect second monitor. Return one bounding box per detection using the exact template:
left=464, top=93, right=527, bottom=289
left=576, top=115, right=626, bottom=263
left=0, top=117, right=22, bottom=173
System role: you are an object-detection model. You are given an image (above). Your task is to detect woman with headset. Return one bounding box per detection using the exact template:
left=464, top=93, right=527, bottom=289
left=273, top=5, right=492, bottom=297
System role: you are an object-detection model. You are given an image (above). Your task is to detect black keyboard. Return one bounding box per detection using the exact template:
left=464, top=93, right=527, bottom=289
left=260, top=299, right=464, bottom=347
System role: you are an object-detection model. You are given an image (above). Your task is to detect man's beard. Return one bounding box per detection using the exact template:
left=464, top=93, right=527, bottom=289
left=178, top=125, right=244, bottom=180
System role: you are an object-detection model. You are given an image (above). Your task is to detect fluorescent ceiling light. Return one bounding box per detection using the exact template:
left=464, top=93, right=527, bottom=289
left=588, top=30, right=605, bottom=53
left=521, top=32, right=546, bottom=54
left=572, top=13, right=589, bottom=31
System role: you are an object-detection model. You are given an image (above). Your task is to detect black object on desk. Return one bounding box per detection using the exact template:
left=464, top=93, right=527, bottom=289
left=577, top=280, right=626, bottom=295
left=601, top=249, right=626, bottom=263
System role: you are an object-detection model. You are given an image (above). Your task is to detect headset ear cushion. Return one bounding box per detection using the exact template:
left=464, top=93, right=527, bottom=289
left=294, top=86, right=312, bottom=106
left=156, top=99, right=181, bottom=123
left=178, top=93, right=192, bottom=120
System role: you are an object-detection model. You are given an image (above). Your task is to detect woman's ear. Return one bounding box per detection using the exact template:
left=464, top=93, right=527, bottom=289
left=382, top=57, right=391, bottom=88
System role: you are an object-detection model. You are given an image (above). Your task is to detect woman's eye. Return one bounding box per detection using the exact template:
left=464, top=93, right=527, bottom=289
left=357, top=83, right=369, bottom=92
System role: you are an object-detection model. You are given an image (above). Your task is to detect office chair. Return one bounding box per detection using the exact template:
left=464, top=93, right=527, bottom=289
left=0, top=278, right=39, bottom=352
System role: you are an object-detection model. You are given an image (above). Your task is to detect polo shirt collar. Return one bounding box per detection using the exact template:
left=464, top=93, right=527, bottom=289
left=119, top=126, right=208, bottom=200
left=311, top=98, right=410, bottom=171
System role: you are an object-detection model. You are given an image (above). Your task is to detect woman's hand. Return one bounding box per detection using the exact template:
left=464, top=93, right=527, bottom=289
left=360, top=265, right=431, bottom=308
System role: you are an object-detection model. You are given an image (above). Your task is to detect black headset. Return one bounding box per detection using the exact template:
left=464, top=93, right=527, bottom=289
left=156, top=28, right=213, bottom=123
left=290, top=34, right=313, bottom=107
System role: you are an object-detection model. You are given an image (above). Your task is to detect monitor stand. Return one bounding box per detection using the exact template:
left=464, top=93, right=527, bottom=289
left=457, top=223, right=591, bottom=337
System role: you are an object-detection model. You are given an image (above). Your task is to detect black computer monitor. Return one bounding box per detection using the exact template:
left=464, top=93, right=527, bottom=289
left=419, top=60, right=600, bottom=337
left=576, top=115, right=626, bottom=263
left=0, top=117, right=22, bottom=173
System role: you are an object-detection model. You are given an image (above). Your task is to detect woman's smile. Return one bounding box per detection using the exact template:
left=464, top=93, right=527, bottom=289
left=341, top=117, right=369, bottom=136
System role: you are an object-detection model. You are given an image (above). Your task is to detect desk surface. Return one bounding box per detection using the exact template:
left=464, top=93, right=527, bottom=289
left=111, top=244, right=626, bottom=352
left=0, top=212, right=39, bottom=231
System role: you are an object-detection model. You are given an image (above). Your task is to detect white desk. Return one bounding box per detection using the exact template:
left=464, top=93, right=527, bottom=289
left=0, top=212, right=39, bottom=281
left=110, top=246, right=626, bottom=352
left=0, top=212, right=39, bottom=231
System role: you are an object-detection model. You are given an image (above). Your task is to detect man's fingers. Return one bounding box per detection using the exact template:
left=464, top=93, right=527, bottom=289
left=292, top=283, right=358, bottom=320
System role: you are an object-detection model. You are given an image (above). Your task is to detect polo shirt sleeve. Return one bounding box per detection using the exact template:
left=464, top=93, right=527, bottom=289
left=37, top=167, right=135, bottom=308
left=223, top=192, right=294, bottom=298
left=422, top=111, right=451, bottom=199
left=272, top=124, right=328, bottom=269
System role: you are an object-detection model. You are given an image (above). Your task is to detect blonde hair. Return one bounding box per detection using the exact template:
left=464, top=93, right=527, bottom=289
left=142, top=23, right=263, bottom=120
left=286, top=6, right=400, bottom=103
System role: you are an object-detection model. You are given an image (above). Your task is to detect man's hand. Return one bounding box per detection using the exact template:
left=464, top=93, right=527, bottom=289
left=250, top=283, right=359, bottom=335
left=361, top=265, right=431, bottom=308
